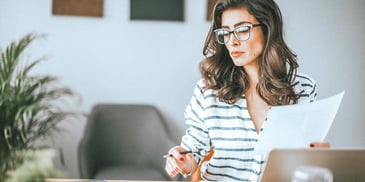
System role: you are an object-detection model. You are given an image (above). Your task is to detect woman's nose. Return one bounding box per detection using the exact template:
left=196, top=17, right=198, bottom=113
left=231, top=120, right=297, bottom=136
left=228, top=33, right=240, bottom=46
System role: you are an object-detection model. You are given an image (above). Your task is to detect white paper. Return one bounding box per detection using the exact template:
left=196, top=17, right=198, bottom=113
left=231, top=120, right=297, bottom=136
left=254, top=91, right=345, bottom=156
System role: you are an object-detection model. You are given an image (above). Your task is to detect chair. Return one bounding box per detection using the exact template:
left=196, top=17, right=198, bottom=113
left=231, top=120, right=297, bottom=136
left=78, top=104, right=178, bottom=180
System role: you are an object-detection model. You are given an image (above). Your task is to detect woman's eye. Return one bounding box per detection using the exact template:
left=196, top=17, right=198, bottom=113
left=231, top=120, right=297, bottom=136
left=217, top=30, right=229, bottom=36
left=236, top=26, right=250, bottom=33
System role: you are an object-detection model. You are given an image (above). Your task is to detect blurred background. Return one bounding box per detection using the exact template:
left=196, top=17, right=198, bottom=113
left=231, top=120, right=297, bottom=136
left=1, top=0, right=364, bottom=179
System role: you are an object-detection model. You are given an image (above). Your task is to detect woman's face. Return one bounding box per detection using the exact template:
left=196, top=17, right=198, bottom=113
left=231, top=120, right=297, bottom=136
left=221, top=7, right=265, bottom=68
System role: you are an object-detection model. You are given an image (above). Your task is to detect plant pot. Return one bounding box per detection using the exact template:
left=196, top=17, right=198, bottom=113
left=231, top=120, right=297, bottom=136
left=4, top=148, right=65, bottom=182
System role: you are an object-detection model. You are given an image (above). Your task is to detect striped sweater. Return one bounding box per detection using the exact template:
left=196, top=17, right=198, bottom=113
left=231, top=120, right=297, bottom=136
left=181, top=73, right=317, bottom=181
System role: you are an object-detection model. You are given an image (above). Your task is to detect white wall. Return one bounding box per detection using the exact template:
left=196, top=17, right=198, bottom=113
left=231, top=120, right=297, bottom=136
left=277, top=0, right=365, bottom=149
left=1, top=0, right=364, bottom=178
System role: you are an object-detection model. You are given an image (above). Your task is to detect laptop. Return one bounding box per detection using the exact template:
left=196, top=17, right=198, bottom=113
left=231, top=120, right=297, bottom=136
left=261, top=149, right=365, bottom=182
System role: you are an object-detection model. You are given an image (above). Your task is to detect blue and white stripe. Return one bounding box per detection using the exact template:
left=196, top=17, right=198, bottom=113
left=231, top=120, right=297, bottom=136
left=181, top=73, right=317, bottom=181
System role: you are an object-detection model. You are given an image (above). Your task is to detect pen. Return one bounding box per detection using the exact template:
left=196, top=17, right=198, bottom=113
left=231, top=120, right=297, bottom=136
left=163, top=150, right=193, bottom=158
left=309, top=142, right=330, bottom=148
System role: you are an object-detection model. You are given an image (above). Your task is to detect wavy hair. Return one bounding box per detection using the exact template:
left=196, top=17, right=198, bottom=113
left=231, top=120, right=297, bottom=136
left=200, top=0, right=299, bottom=105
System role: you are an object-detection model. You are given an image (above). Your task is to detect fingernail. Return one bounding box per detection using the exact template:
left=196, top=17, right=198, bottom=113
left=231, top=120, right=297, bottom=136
left=179, top=157, right=185, bottom=161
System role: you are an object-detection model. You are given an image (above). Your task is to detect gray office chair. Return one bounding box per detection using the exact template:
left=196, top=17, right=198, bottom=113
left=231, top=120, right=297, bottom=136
left=78, top=104, right=178, bottom=180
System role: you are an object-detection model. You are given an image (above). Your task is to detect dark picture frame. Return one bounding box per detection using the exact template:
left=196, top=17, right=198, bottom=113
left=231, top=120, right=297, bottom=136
left=130, top=0, right=184, bottom=21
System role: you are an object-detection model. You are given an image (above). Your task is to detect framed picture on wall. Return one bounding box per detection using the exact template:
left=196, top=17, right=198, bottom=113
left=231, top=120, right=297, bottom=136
left=52, top=0, right=103, bottom=17
left=130, top=0, right=184, bottom=21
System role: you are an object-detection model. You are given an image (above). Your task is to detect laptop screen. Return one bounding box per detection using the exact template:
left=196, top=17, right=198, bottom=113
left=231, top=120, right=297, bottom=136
left=261, top=149, right=365, bottom=182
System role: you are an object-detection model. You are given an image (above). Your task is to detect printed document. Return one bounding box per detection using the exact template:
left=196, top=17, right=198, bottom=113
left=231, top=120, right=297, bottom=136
left=254, top=91, right=345, bottom=156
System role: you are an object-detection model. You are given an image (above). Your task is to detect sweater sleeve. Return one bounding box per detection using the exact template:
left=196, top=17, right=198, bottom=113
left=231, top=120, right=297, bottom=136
left=180, top=80, right=211, bottom=164
left=295, top=73, right=318, bottom=103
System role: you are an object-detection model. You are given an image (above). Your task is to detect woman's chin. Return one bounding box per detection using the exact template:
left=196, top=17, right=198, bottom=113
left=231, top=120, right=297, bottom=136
left=232, top=59, right=244, bottom=67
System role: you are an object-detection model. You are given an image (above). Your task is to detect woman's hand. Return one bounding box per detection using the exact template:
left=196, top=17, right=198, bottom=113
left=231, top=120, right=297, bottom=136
left=164, top=146, right=197, bottom=178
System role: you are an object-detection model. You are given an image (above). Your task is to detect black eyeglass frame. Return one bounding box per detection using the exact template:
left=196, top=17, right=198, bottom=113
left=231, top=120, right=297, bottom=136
left=214, top=23, right=263, bottom=45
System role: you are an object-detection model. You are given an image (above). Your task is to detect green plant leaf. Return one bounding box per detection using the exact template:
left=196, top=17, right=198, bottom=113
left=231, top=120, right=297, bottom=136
left=0, top=33, right=82, bottom=181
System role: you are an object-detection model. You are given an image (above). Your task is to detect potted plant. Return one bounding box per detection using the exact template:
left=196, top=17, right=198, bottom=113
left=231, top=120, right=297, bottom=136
left=0, top=33, right=82, bottom=181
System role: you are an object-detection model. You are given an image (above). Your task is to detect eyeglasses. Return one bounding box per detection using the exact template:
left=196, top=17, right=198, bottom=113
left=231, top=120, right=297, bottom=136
left=214, top=23, right=263, bottom=44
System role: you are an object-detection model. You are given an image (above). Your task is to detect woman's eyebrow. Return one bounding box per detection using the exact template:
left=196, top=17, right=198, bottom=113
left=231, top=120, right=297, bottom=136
left=221, top=21, right=251, bottom=29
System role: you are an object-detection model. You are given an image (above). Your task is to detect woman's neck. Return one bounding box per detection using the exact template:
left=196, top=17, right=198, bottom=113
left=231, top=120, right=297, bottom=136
left=243, top=64, right=260, bottom=88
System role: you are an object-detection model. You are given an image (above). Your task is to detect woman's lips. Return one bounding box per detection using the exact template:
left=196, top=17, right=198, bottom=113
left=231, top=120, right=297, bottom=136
left=231, top=51, right=245, bottom=57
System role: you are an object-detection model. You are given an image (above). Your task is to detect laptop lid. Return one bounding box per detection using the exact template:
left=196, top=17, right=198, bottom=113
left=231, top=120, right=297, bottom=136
left=261, top=149, right=365, bottom=182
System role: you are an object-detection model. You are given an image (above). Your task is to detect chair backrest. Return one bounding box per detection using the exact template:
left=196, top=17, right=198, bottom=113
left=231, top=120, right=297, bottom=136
left=78, top=104, right=176, bottom=179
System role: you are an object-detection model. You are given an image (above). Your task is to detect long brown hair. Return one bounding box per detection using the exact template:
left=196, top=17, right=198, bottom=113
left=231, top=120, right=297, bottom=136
left=201, top=0, right=299, bottom=105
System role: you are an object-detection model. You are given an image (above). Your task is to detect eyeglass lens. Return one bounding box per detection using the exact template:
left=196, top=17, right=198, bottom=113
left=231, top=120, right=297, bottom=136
left=215, top=25, right=251, bottom=44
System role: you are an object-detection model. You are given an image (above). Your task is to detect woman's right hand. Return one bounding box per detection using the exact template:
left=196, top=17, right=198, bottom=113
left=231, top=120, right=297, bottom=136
left=164, top=146, right=197, bottom=178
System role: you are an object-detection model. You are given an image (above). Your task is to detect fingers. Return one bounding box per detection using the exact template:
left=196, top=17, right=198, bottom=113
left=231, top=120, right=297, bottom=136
left=168, top=146, right=187, bottom=162
left=165, top=154, right=195, bottom=178
left=165, top=146, right=198, bottom=178
left=165, top=157, right=182, bottom=178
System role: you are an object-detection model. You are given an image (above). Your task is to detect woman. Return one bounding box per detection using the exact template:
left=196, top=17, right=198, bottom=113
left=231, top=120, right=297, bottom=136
left=165, top=0, right=317, bottom=181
